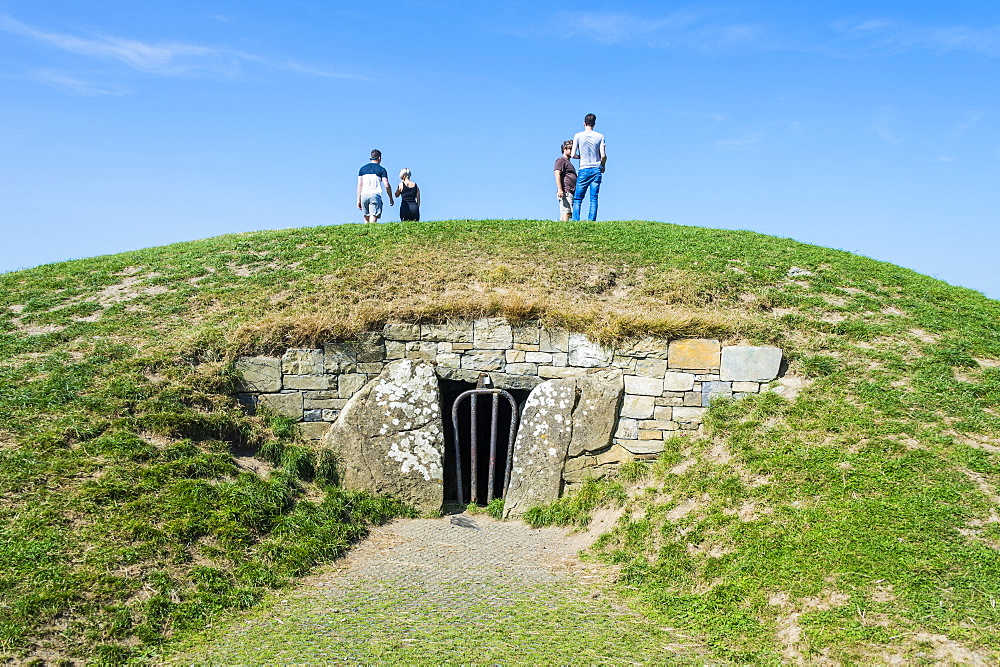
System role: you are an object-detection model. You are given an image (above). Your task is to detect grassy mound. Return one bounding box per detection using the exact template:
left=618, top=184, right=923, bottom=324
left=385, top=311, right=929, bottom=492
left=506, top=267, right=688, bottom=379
left=1, top=220, right=998, bottom=661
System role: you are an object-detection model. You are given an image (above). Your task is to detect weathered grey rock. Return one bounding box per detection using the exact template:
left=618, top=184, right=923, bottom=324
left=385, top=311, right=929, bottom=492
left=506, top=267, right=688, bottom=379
left=281, top=349, right=324, bottom=375
left=539, top=328, right=569, bottom=353
left=683, top=391, right=702, bottom=406
left=663, top=372, right=696, bottom=392
left=283, top=374, right=335, bottom=391
left=615, top=418, right=639, bottom=440
left=338, top=373, right=368, bottom=398
left=635, top=358, right=668, bottom=377
left=504, top=379, right=576, bottom=518
left=673, top=406, right=707, bottom=423
left=567, top=375, right=623, bottom=457
left=321, top=360, right=445, bottom=514
left=611, top=355, right=638, bottom=372
left=653, top=405, right=673, bottom=421
left=436, top=352, right=462, bottom=368
left=624, top=375, right=662, bottom=397
left=421, top=323, right=472, bottom=343
left=357, top=362, right=385, bottom=374
left=537, top=366, right=586, bottom=379
left=304, top=390, right=337, bottom=400
left=720, top=346, right=783, bottom=382
left=488, top=372, right=544, bottom=392
left=620, top=395, right=655, bottom=419
left=702, top=381, right=733, bottom=406
left=618, top=440, right=666, bottom=455
left=461, top=349, right=504, bottom=371
left=616, top=337, right=669, bottom=359
left=474, top=318, right=514, bottom=349
left=383, top=323, right=421, bottom=341
left=385, top=340, right=406, bottom=360
left=303, top=409, right=324, bottom=422
left=525, top=351, right=553, bottom=364
left=355, top=332, right=386, bottom=362
left=256, top=392, right=302, bottom=418
left=434, top=367, right=482, bottom=384
left=506, top=362, right=538, bottom=375
left=324, top=342, right=359, bottom=373
left=512, top=325, right=540, bottom=345
left=235, top=356, right=281, bottom=393
left=568, top=333, right=612, bottom=368
left=304, top=398, right=341, bottom=410
left=405, top=341, right=438, bottom=362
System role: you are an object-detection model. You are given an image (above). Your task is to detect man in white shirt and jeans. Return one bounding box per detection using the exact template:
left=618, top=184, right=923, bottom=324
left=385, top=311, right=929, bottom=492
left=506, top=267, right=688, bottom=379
left=571, top=113, right=607, bottom=221
left=357, top=149, right=394, bottom=223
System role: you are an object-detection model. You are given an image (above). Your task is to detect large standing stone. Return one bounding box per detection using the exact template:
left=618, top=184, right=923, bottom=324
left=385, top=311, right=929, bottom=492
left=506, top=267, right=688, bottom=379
left=321, top=360, right=445, bottom=514
left=235, top=356, right=281, bottom=393
left=504, top=379, right=576, bottom=517
left=567, top=376, right=623, bottom=457
left=720, top=346, right=783, bottom=381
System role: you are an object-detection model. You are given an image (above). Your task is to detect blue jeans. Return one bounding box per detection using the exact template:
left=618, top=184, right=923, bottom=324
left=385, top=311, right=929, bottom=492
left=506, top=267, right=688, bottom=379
left=572, top=167, right=602, bottom=221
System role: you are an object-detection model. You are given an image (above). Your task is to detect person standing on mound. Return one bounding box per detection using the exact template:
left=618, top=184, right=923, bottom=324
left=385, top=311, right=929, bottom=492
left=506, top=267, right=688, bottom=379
left=571, top=113, right=606, bottom=221
left=357, top=149, right=393, bottom=223
left=395, top=168, right=421, bottom=221
left=553, top=139, right=576, bottom=222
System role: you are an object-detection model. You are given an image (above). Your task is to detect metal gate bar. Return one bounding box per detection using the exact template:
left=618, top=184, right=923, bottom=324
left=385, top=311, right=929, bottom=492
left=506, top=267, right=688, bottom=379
left=451, top=388, right=518, bottom=505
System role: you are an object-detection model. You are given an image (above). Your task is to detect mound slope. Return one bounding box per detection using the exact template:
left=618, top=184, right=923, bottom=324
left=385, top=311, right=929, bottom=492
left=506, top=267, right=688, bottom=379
left=1, top=220, right=998, bottom=661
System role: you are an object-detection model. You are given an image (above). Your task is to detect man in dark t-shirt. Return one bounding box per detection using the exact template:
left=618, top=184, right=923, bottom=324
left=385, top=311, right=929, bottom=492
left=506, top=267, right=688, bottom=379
left=553, top=140, right=577, bottom=221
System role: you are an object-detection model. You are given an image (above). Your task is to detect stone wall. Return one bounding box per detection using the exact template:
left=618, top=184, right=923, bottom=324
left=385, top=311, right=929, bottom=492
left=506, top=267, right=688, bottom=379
left=236, top=319, right=783, bottom=466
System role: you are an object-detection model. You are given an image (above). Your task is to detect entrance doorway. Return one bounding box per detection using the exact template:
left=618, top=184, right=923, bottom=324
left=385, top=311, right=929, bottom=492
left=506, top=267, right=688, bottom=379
left=439, top=378, right=529, bottom=506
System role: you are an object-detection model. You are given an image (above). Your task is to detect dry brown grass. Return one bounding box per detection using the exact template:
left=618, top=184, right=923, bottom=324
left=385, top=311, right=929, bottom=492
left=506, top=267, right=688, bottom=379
left=226, top=246, right=768, bottom=356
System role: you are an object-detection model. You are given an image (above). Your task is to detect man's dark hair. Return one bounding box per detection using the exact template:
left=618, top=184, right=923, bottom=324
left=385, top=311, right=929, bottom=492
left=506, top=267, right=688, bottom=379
left=561, top=139, right=573, bottom=151
left=370, top=149, right=382, bottom=160
left=584, top=113, right=597, bottom=127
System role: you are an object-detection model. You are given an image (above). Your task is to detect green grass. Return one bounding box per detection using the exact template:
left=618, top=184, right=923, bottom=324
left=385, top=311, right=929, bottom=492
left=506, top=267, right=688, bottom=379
left=1, top=219, right=999, bottom=661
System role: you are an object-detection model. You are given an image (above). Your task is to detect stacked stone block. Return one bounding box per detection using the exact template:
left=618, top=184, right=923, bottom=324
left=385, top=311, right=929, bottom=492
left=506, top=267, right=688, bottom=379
left=235, top=319, right=783, bottom=452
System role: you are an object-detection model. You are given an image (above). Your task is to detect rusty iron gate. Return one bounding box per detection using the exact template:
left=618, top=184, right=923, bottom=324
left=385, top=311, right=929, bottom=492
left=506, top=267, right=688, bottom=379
left=451, top=387, right=519, bottom=505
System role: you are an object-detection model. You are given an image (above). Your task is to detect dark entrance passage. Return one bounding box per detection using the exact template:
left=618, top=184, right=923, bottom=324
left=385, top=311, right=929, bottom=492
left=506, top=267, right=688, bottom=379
left=439, top=378, right=529, bottom=506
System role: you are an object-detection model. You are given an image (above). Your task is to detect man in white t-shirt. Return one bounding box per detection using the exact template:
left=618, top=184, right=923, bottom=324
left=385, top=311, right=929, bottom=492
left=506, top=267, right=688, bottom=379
left=357, top=149, right=394, bottom=223
left=571, top=113, right=607, bottom=221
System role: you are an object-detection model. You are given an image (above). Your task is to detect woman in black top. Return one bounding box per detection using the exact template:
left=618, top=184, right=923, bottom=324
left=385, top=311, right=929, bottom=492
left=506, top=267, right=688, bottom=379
left=395, top=168, right=420, bottom=221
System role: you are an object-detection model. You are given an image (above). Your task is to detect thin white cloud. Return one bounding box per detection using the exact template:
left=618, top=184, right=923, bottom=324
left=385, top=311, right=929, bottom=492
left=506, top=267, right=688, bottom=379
left=953, top=111, right=985, bottom=136
left=715, top=132, right=763, bottom=150
left=549, top=10, right=767, bottom=51
left=20, top=69, right=131, bottom=96
left=0, top=14, right=256, bottom=77
left=833, top=19, right=1000, bottom=57
left=0, top=13, right=365, bottom=81
left=871, top=112, right=904, bottom=145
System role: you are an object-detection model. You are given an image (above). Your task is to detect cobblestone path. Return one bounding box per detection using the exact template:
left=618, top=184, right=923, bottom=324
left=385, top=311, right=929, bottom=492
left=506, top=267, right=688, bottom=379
left=167, top=514, right=705, bottom=663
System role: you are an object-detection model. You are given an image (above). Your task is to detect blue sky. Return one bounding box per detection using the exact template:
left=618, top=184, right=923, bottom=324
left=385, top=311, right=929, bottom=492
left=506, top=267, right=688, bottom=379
left=1, top=1, right=998, bottom=298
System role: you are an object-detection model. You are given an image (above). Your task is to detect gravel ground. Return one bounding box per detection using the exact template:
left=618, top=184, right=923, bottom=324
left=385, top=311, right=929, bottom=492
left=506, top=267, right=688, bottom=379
left=165, top=513, right=708, bottom=664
